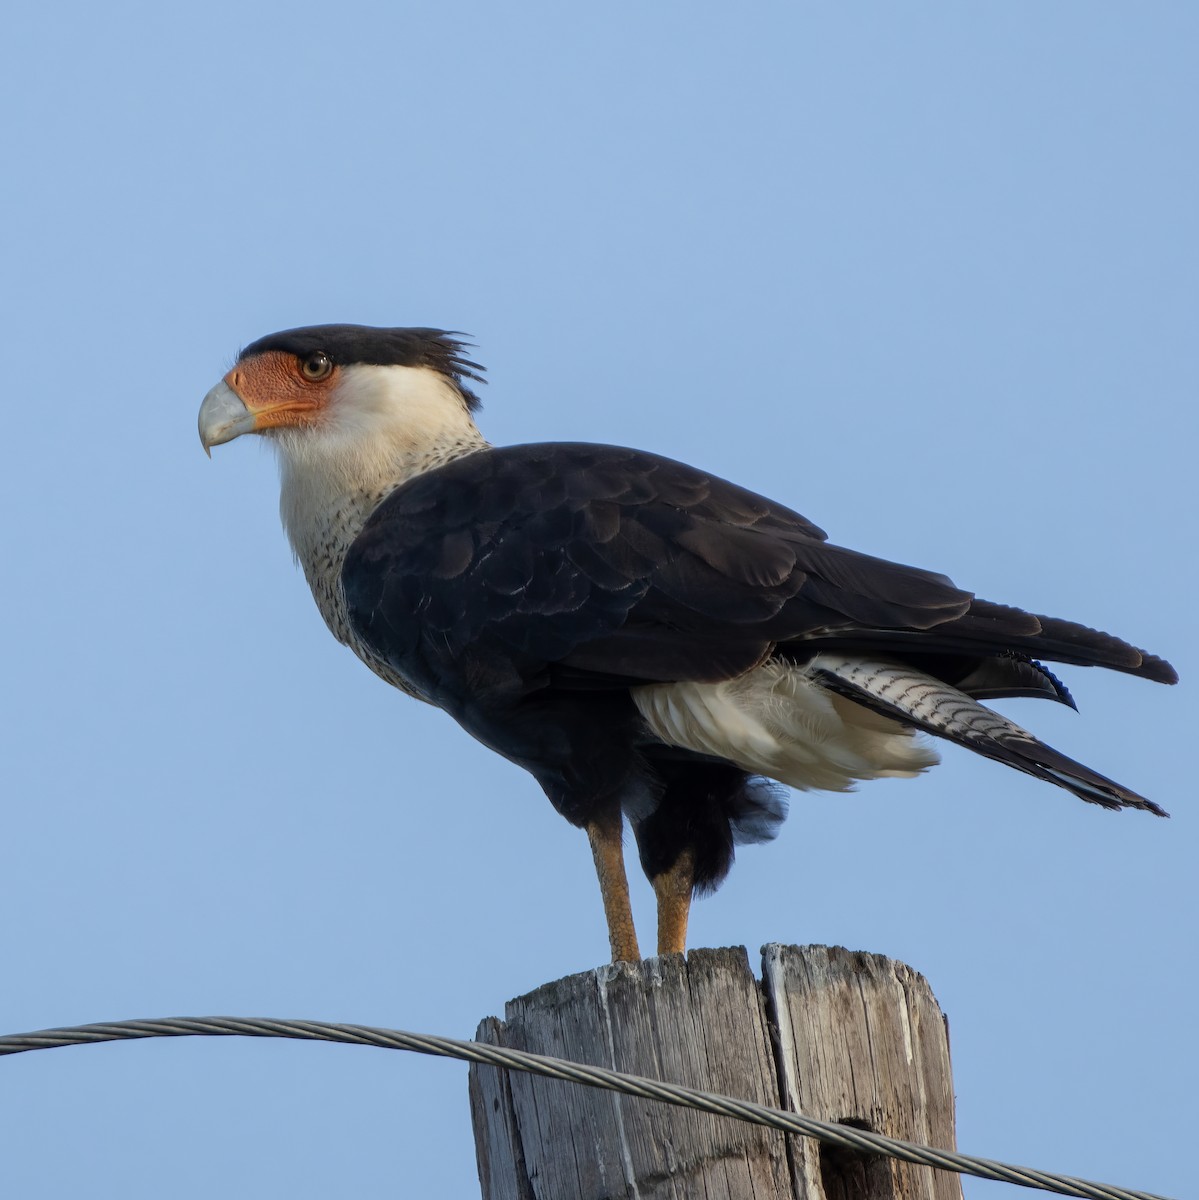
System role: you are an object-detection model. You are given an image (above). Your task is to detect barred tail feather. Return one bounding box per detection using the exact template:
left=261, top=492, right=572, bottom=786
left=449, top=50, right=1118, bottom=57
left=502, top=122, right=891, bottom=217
left=811, top=654, right=1168, bottom=817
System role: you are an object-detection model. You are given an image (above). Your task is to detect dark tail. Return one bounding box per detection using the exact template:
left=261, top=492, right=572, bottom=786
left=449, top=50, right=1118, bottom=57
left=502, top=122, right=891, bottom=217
left=812, top=654, right=1169, bottom=817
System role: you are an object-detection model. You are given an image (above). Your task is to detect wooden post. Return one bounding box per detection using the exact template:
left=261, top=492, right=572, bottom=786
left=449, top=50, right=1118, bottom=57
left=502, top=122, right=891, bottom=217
left=764, top=945, right=960, bottom=1200
left=469, top=944, right=961, bottom=1200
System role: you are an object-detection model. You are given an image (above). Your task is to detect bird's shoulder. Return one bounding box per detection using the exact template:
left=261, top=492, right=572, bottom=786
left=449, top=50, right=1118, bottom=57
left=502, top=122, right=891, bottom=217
left=353, top=442, right=829, bottom=550
left=338, top=442, right=835, bottom=690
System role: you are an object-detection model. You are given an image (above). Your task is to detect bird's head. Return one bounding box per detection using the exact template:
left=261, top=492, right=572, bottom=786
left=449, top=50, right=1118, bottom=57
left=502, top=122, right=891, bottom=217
left=198, top=324, right=486, bottom=468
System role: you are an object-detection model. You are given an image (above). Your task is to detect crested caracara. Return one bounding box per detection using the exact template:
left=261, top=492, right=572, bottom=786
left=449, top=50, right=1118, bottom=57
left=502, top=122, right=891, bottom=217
left=199, top=324, right=1177, bottom=962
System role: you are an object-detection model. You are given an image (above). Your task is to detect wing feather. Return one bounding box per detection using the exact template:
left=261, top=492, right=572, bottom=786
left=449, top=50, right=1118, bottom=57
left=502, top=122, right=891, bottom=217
left=341, top=443, right=1176, bottom=710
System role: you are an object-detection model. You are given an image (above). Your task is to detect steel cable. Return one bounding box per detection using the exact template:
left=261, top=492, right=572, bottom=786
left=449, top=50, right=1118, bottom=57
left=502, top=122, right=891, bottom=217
left=0, top=1015, right=1175, bottom=1200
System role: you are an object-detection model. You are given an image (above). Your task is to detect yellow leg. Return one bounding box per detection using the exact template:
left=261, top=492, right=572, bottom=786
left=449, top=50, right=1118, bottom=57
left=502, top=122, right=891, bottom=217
left=586, top=811, right=641, bottom=963
left=653, top=847, right=695, bottom=957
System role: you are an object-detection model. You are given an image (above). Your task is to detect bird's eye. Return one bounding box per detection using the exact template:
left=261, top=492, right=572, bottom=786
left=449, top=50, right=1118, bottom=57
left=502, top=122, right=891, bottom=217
left=300, top=352, right=333, bottom=381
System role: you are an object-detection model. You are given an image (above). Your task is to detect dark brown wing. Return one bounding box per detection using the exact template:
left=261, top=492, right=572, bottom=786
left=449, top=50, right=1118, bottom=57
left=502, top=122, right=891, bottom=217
left=341, top=442, right=1176, bottom=713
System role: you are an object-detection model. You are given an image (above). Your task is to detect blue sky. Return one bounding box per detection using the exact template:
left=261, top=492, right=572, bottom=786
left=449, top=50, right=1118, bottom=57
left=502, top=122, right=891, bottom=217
left=2, top=4, right=1194, bottom=1197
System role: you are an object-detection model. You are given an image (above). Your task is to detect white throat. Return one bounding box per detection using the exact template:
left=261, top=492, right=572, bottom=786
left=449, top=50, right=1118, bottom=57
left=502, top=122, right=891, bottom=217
left=270, top=363, right=488, bottom=637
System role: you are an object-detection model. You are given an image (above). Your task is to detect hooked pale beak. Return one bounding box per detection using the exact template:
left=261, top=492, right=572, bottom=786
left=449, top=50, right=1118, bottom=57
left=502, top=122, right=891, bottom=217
left=198, top=380, right=256, bottom=457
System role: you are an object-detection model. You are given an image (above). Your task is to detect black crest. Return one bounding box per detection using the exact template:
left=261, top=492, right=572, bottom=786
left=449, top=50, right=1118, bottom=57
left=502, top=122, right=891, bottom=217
left=239, top=324, right=486, bottom=411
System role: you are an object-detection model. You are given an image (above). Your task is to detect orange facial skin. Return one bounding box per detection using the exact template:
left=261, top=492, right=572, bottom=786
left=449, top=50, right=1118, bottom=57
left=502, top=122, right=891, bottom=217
left=225, top=350, right=341, bottom=432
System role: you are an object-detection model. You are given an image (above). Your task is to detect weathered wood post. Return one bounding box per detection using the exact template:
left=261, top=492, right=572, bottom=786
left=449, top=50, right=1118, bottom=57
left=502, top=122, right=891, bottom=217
left=469, top=944, right=961, bottom=1200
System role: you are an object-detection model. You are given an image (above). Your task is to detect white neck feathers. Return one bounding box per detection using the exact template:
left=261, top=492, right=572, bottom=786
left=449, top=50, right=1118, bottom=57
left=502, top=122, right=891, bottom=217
left=272, top=363, right=488, bottom=571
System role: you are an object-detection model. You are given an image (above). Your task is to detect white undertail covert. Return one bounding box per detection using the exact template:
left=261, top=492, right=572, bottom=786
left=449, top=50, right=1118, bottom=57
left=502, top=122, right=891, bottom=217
left=633, top=656, right=940, bottom=793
